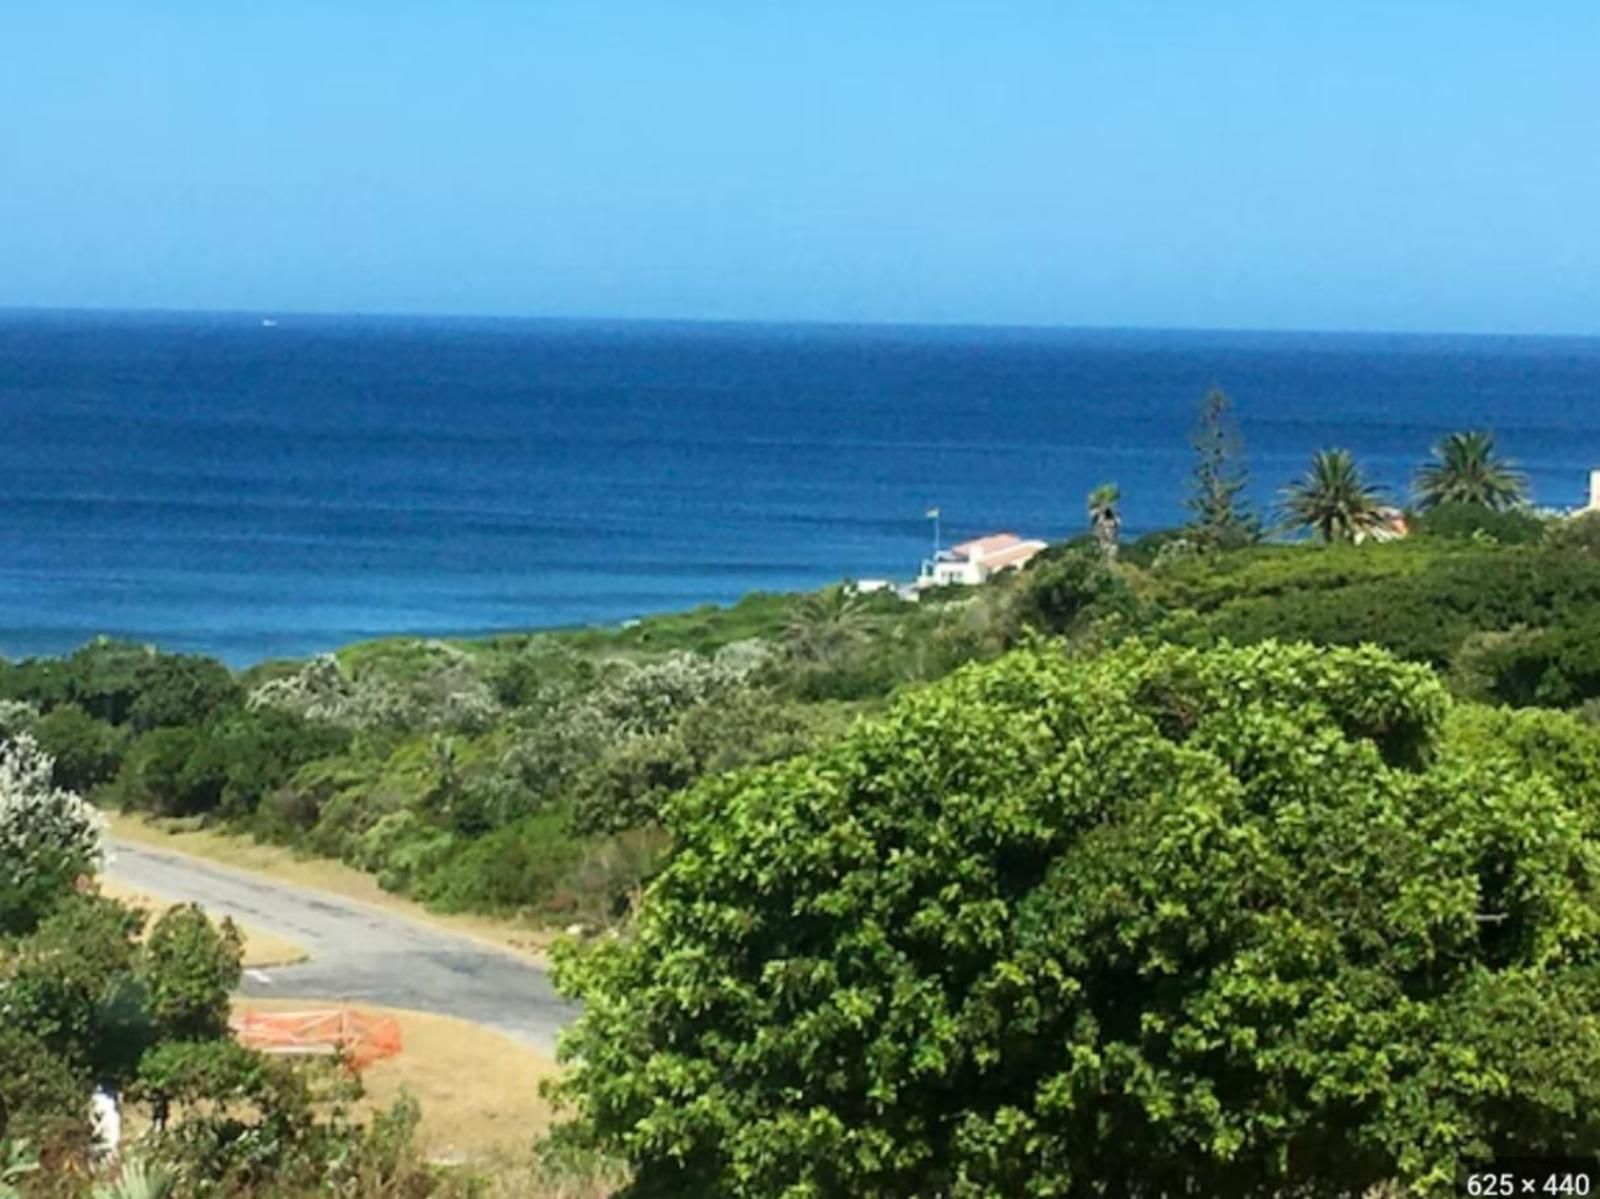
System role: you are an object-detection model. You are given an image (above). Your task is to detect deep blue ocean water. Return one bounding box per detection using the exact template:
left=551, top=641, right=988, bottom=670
left=2, top=310, right=1598, bottom=665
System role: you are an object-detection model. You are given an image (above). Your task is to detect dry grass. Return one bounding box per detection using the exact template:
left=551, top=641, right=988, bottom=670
left=232, top=997, right=563, bottom=1164
left=100, top=878, right=309, bottom=969
left=107, top=811, right=558, bottom=963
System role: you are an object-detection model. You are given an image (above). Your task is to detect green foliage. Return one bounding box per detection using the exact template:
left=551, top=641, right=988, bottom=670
left=1015, top=548, right=1137, bottom=635
left=784, top=587, right=871, bottom=668
left=1144, top=543, right=1600, bottom=697
left=1414, top=430, right=1529, bottom=511
left=55, top=640, right=156, bottom=726
left=126, top=656, right=241, bottom=733
left=0, top=1029, right=85, bottom=1148
left=1183, top=387, right=1257, bottom=549
left=114, top=727, right=221, bottom=818
left=571, top=734, right=697, bottom=836
left=1086, top=482, right=1122, bottom=561
left=489, top=641, right=599, bottom=711
left=139, top=905, right=243, bottom=1043
left=553, top=639, right=1600, bottom=1197
left=416, top=807, right=583, bottom=913
left=1, top=893, right=148, bottom=1082
left=1447, top=610, right=1600, bottom=708
left=572, top=687, right=824, bottom=836
left=1279, top=447, right=1388, bottom=542
left=1413, top=500, right=1547, bottom=545
left=32, top=705, right=126, bottom=794
left=1550, top=510, right=1600, bottom=556
left=551, top=590, right=796, bottom=658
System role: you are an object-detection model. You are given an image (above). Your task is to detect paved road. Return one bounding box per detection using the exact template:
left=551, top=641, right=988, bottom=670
left=106, top=839, right=580, bottom=1054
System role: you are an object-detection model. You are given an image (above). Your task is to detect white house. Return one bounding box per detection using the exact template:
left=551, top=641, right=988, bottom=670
left=917, top=533, right=1048, bottom=589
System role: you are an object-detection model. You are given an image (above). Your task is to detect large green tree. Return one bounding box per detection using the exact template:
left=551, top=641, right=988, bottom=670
left=1184, top=387, right=1257, bottom=549
left=553, top=639, right=1600, bottom=1197
left=1280, top=448, right=1388, bottom=543
left=1414, top=430, right=1529, bottom=511
left=784, top=586, right=871, bottom=667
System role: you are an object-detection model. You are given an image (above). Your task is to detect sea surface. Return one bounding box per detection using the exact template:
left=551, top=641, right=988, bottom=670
left=2, top=310, right=1597, bottom=665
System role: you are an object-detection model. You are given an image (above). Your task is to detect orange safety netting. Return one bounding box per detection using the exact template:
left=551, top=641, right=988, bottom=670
left=231, top=1008, right=403, bottom=1071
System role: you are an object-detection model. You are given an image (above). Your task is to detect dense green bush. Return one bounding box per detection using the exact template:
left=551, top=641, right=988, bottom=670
left=2, top=892, right=149, bottom=1082
left=1016, top=548, right=1139, bottom=634
left=31, top=704, right=124, bottom=794
left=1448, top=609, right=1600, bottom=708
left=114, top=726, right=223, bottom=817
left=1151, top=544, right=1600, bottom=671
left=1413, top=500, right=1548, bottom=545
left=416, top=808, right=583, bottom=913
left=0, top=1025, right=86, bottom=1150
left=126, top=654, right=241, bottom=732
left=140, top=905, right=243, bottom=1043
left=554, top=639, right=1600, bottom=1197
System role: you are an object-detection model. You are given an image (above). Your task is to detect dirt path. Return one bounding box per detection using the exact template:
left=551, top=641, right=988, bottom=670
left=106, top=839, right=580, bottom=1055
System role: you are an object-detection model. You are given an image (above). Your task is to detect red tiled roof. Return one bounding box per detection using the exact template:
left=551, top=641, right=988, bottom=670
left=950, top=533, right=1024, bottom=559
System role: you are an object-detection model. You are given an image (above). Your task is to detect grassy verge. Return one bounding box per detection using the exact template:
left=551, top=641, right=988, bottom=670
left=101, top=877, right=309, bottom=969
left=106, top=811, right=559, bottom=963
left=231, top=998, right=561, bottom=1164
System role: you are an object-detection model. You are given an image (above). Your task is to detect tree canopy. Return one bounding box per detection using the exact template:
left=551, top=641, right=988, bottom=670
left=1184, top=387, right=1256, bottom=549
left=1280, top=448, right=1387, bottom=543
left=1414, top=431, right=1528, bottom=512
left=553, top=638, right=1600, bottom=1197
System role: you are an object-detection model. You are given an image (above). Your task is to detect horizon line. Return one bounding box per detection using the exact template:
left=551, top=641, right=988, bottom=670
left=2, top=302, right=1598, bottom=345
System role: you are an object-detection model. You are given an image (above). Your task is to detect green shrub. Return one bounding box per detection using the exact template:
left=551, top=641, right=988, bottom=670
left=126, top=655, right=240, bottom=732
left=1447, top=607, right=1600, bottom=708
left=1414, top=500, right=1548, bottom=545
left=139, top=905, right=242, bottom=1043
left=417, top=808, right=582, bottom=913
left=0, top=1027, right=86, bottom=1150
left=2, top=893, right=146, bottom=1080
left=554, top=639, right=1600, bottom=1197
left=1169, top=547, right=1600, bottom=669
left=1016, top=548, right=1138, bottom=634
left=114, top=727, right=222, bottom=817
left=570, top=733, right=697, bottom=836
left=352, top=810, right=456, bottom=893
left=31, top=704, right=125, bottom=794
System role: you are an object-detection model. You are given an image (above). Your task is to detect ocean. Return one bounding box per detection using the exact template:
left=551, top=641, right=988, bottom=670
left=2, top=310, right=1597, bottom=665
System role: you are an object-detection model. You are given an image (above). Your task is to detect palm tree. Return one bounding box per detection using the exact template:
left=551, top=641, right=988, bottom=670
left=784, top=585, right=871, bottom=666
left=1414, top=430, right=1528, bottom=511
left=1087, top=483, right=1122, bottom=562
left=1280, top=449, right=1387, bottom=543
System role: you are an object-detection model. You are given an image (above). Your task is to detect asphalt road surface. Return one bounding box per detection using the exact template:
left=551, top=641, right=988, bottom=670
left=106, top=839, right=580, bottom=1055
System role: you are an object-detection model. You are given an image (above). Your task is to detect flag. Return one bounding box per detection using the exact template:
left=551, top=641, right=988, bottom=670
left=926, top=507, right=940, bottom=519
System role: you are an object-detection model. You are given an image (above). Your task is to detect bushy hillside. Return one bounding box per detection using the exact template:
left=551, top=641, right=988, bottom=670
left=7, top=507, right=1600, bottom=930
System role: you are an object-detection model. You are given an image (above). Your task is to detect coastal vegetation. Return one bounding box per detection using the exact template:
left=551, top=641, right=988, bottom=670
left=8, top=413, right=1600, bottom=1192
left=553, top=639, right=1600, bottom=1196
left=1414, top=430, right=1529, bottom=511
left=1279, top=447, right=1388, bottom=542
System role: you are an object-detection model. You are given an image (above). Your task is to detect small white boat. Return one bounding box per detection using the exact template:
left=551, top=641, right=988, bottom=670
left=260, top=318, right=279, bottom=328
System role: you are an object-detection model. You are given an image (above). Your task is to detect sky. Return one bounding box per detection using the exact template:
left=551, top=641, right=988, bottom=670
left=2, top=3, right=1597, bottom=335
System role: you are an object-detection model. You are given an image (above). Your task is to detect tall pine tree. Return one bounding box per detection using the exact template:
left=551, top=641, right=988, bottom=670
left=1184, top=387, right=1257, bottom=549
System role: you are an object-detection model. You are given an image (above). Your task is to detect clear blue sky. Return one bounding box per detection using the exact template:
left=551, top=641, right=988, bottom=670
left=3, top=2, right=1596, bottom=334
